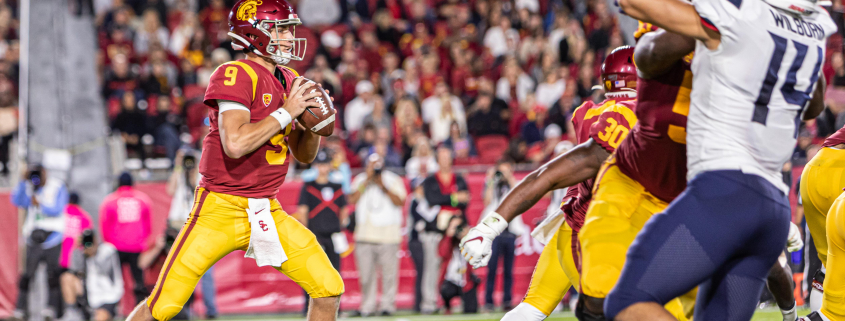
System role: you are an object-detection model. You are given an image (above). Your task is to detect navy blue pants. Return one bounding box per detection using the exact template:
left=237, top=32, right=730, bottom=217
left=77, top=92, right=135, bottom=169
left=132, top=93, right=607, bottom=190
left=605, top=170, right=790, bottom=320
left=486, top=231, right=515, bottom=307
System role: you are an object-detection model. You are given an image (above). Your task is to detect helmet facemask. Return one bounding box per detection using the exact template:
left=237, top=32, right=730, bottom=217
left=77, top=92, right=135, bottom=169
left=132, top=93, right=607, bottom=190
left=229, top=17, right=306, bottom=65
left=263, top=20, right=306, bottom=65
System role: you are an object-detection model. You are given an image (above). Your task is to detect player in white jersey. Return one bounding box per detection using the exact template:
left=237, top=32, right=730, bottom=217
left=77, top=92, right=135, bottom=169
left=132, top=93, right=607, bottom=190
left=600, top=0, right=834, bottom=319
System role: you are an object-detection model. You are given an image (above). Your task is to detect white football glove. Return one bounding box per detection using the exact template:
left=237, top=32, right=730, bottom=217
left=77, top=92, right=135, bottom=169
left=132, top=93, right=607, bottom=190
left=460, top=212, right=509, bottom=269
left=786, top=221, right=803, bottom=252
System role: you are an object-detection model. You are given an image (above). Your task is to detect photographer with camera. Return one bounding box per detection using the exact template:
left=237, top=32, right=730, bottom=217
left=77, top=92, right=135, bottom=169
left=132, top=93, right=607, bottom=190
left=438, top=215, right=479, bottom=314
left=349, top=153, right=408, bottom=317
left=11, top=164, right=70, bottom=320
left=165, top=148, right=218, bottom=319
left=481, top=158, right=527, bottom=312
left=65, top=229, right=124, bottom=321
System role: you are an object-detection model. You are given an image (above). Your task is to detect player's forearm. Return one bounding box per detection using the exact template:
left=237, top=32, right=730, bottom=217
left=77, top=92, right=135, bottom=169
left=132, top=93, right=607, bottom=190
left=495, top=140, right=608, bottom=223
left=289, top=127, right=321, bottom=163
left=223, top=117, right=284, bottom=159
left=635, top=30, right=696, bottom=79
left=804, top=75, right=826, bottom=120
left=618, top=0, right=711, bottom=43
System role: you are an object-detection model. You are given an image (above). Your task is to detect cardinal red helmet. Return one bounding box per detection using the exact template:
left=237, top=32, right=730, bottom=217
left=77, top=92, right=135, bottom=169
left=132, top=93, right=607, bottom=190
left=228, top=0, right=306, bottom=65
left=601, top=46, right=637, bottom=97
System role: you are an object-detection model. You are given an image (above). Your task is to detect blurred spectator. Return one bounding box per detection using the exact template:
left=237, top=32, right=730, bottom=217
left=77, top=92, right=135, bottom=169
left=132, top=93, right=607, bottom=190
left=166, top=149, right=200, bottom=227
left=64, top=230, right=123, bottom=321
left=0, top=105, right=16, bottom=176
left=443, top=122, right=478, bottom=160
left=576, top=63, right=599, bottom=100
left=438, top=215, right=479, bottom=314
left=535, top=67, right=567, bottom=109
left=349, top=154, right=408, bottom=317
left=11, top=164, right=69, bottom=320
left=112, top=91, right=148, bottom=161
left=521, top=105, right=548, bottom=146
left=407, top=178, right=442, bottom=314
left=406, top=139, right=439, bottom=182
left=467, top=79, right=510, bottom=137
left=371, top=137, right=403, bottom=168
left=380, top=52, right=405, bottom=106
left=363, top=96, right=393, bottom=134
left=527, top=124, right=564, bottom=164
left=830, top=52, right=845, bottom=87
left=198, top=0, right=229, bottom=46
left=149, top=97, right=181, bottom=160
left=481, top=159, right=527, bottom=311
left=496, top=57, right=535, bottom=106
left=102, top=53, right=138, bottom=98
left=423, top=146, right=470, bottom=229
left=395, top=98, right=424, bottom=146
left=353, top=124, right=378, bottom=160
left=301, top=136, right=353, bottom=193
left=298, top=0, right=341, bottom=26
left=421, top=82, right=466, bottom=144
left=102, top=26, right=135, bottom=67
left=134, top=9, right=170, bottom=56
left=296, top=149, right=348, bottom=313
left=60, top=193, right=93, bottom=272
left=99, top=172, right=152, bottom=304
left=168, top=11, right=198, bottom=56
left=547, top=79, right=580, bottom=132
left=483, top=16, right=519, bottom=58
left=344, top=81, right=376, bottom=133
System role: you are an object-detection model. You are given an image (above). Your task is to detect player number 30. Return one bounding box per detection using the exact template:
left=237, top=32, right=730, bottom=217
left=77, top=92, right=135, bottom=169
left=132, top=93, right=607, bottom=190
left=598, top=118, right=629, bottom=149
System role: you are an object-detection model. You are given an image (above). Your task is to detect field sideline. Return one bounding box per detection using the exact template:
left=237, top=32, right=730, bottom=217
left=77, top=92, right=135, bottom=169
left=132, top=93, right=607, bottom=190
left=204, top=307, right=809, bottom=321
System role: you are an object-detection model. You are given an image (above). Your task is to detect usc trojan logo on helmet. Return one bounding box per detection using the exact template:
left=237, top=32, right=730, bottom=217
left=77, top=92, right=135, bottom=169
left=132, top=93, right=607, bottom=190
left=236, top=0, right=263, bottom=21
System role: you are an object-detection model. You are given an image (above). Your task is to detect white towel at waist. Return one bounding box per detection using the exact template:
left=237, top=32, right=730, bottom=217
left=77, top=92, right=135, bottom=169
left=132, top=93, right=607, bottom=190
left=244, top=198, right=288, bottom=267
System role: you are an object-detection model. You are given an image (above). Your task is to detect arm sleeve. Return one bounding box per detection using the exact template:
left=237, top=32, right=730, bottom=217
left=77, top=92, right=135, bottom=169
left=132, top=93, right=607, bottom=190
left=11, top=181, right=30, bottom=208
left=218, top=100, right=251, bottom=114
left=588, top=103, right=639, bottom=152
left=204, top=64, right=255, bottom=109
left=41, top=185, right=69, bottom=217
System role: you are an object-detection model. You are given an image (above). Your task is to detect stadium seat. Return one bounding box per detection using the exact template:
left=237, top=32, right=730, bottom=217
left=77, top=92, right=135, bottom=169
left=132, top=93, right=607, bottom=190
left=476, top=135, right=509, bottom=163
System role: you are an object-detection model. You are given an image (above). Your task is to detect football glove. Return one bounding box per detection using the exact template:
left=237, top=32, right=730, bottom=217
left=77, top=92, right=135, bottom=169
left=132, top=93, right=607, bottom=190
left=786, top=221, right=803, bottom=253
left=460, top=212, right=509, bottom=269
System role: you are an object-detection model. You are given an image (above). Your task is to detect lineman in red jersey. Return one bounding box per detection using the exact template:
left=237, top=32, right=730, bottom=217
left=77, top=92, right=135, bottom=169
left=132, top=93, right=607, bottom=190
left=127, top=1, right=344, bottom=320
left=580, top=28, right=821, bottom=321
left=460, top=46, right=643, bottom=321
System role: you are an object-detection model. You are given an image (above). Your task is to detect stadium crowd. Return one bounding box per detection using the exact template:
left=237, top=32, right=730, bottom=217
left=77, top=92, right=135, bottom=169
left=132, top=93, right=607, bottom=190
left=4, top=0, right=845, bottom=319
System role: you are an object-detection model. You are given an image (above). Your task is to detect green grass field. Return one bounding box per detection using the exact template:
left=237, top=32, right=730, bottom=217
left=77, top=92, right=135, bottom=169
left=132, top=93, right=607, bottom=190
left=208, top=307, right=809, bottom=321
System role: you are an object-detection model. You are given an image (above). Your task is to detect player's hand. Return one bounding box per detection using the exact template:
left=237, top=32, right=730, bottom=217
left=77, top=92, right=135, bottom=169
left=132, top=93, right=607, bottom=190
left=786, top=221, right=803, bottom=252
left=281, top=77, right=323, bottom=119
left=460, top=212, right=508, bottom=269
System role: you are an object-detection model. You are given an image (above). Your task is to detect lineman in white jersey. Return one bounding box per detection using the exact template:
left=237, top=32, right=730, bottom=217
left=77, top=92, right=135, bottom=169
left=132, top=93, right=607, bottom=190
left=602, top=0, right=834, bottom=319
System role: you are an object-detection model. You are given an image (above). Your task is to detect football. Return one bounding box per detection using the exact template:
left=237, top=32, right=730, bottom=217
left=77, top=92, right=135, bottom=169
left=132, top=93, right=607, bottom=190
left=295, top=77, right=335, bottom=137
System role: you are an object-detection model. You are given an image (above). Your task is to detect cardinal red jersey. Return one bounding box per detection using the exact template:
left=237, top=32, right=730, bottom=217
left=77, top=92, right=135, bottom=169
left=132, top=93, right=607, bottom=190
left=561, top=97, right=638, bottom=232
left=823, top=127, right=845, bottom=147
left=614, top=59, right=692, bottom=203
left=200, top=59, right=300, bottom=198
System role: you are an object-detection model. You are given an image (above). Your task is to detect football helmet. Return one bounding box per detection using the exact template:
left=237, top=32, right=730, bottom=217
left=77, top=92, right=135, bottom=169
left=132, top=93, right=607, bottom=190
left=602, top=46, right=637, bottom=98
left=228, top=0, right=306, bottom=65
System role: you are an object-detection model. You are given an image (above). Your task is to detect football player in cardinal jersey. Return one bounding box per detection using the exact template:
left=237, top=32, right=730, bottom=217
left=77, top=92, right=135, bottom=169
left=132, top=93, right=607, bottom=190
left=126, top=0, right=344, bottom=320
left=460, top=46, right=662, bottom=321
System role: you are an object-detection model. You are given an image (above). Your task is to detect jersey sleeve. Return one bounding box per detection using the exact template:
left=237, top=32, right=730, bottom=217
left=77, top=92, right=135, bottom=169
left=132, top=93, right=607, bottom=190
left=692, top=0, right=740, bottom=32
left=204, top=63, right=257, bottom=110
left=588, top=102, right=638, bottom=152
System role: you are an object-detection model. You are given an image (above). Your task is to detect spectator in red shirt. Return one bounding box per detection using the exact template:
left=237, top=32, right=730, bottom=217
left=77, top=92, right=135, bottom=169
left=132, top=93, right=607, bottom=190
left=99, top=172, right=153, bottom=304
